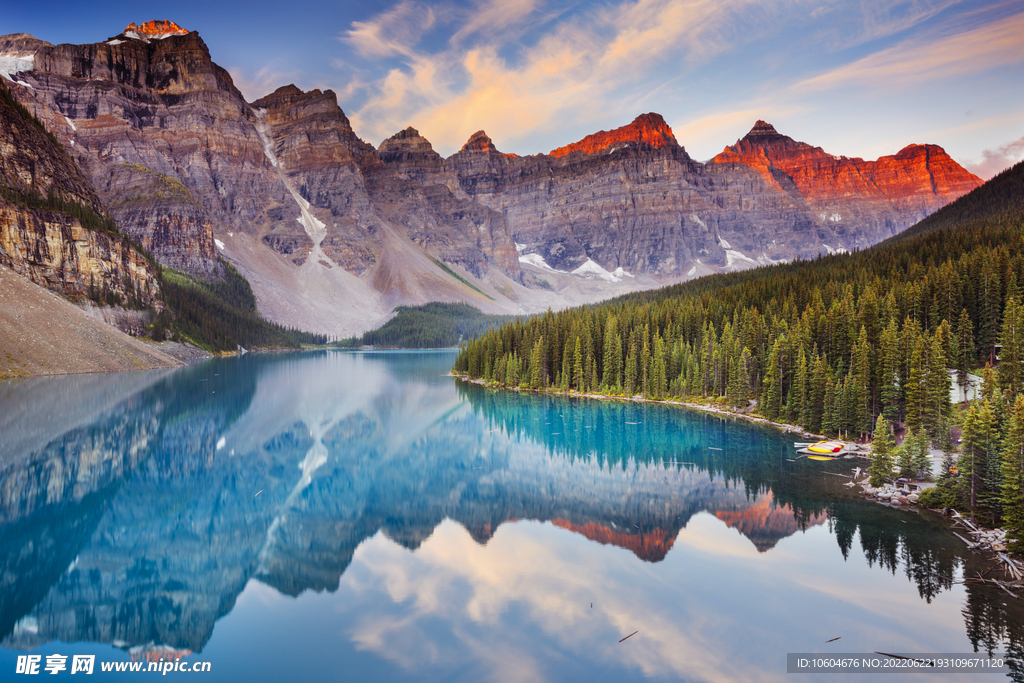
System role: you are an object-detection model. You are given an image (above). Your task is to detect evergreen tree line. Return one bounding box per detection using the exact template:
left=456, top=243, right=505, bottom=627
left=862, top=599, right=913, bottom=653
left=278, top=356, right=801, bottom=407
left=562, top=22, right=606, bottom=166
left=335, top=302, right=515, bottom=348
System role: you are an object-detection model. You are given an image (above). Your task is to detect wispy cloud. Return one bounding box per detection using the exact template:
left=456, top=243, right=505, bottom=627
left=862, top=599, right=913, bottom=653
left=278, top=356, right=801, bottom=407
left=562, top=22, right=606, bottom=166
left=795, top=10, right=1024, bottom=91
left=964, top=135, right=1024, bottom=179
left=345, top=1, right=439, bottom=59
left=345, top=0, right=780, bottom=154
left=450, top=0, right=541, bottom=44
left=821, top=0, right=965, bottom=48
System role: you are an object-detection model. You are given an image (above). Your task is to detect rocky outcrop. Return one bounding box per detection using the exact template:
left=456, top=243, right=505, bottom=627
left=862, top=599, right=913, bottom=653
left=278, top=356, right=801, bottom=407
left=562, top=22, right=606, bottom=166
left=0, top=203, right=160, bottom=301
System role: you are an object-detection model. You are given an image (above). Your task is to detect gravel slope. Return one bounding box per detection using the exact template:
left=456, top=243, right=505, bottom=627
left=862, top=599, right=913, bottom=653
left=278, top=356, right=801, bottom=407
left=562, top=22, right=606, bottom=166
left=0, top=265, right=183, bottom=378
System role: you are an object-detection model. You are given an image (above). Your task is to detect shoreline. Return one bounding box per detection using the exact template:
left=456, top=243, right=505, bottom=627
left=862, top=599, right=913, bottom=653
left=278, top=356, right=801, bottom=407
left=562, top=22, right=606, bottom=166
left=450, top=372, right=827, bottom=440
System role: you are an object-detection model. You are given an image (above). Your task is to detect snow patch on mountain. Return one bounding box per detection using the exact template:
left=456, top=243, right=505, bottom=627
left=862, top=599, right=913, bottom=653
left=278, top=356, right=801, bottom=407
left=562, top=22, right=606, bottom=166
left=519, top=253, right=561, bottom=273
left=0, top=54, right=34, bottom=82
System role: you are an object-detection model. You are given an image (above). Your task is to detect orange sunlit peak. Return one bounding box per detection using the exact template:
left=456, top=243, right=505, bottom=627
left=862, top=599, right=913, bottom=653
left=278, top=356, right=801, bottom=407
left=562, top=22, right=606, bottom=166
left=124, top=20, right=189, bottom=36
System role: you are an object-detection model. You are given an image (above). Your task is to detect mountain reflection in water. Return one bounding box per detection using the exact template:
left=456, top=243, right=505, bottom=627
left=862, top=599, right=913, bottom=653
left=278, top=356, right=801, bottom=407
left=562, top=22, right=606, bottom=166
left=1, top=351, right=1022, bottom=682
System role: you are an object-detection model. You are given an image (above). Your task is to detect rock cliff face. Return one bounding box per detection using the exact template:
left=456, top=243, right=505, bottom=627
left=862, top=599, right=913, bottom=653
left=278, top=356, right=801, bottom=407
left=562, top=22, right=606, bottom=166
left=0, top=78, right=160, bottom=304
left=0, top=24, right=983, bottom=335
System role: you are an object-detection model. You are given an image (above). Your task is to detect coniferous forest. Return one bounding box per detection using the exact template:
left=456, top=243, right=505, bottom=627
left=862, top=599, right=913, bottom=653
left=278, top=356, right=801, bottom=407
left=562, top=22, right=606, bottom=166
left=335, top=302, right=515, bottom=348
left=455, top=160, right=1024, bottom=536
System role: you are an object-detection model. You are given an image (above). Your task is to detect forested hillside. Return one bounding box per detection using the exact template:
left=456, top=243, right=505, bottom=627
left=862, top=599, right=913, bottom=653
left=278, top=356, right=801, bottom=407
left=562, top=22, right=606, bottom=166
left=454, top=160, right=1024, bottom=530
left=337, top=302, right=515, bottom=348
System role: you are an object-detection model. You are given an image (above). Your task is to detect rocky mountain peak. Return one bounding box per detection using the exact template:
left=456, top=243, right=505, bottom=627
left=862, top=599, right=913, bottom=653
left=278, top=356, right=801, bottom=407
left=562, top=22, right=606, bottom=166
left=378, top=126, right=435, bottom=154
left=745, top=120, right=781, bottom=138
left=548, top=112, right=678, bottom=158
left=461, top=130, right=507, bottom=155
left=122, top=20, right=189, bottom=40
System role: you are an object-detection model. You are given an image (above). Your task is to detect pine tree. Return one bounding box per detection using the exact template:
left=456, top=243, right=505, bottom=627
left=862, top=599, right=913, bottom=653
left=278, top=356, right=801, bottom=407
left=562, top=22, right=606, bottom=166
left=956, top=309, right=977, bottom=396
left=808, top=352, right=826, bottom=433
left=905, top=337, right=926, bottom=433
left=896, top=431, right=915, bottom=478
left=879, top=320, right=900, bottom=423
left=911, top=429, right=933, bottom=480
left=530, top=336, right=546, bottom=389
left=999, top=295, right=1024, bottom=398
left=870, top=414, right=896, bottom=487
left=602, top=315, right=622, bottom=390
left=794, top=346, right=809, bottom=426
left=926, top=335, right=951, bottom=441
left=762, top=338, right=784, bottom=421
left=1001, top=394, right=1024, bottom=554
left=573, top=336, right=583, bottom=391
left=960, top=399, right=1002, bottom=524
left=624, top=335, right=638, bottom=396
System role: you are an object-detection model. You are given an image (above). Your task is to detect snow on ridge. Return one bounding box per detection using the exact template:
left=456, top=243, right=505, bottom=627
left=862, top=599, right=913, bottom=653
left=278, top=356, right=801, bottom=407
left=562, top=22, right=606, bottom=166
left=519, top=253, right=562, bottom=273
left=0, top=54, right=34, bottom=83
left=106, top=39, right=124, bottom=46
left=718, top=236, right=732, bottom=250
left=572, top=258, right=629, bottom=283
left=822, top=244, right=849, bottom=255
left=519, top=252, right=632, bottom=283
left=725, top=250, right=758, bottom=270
left=215, top=239, right=225, bottom=251
left=63, top=115, right=76, bottom=132
left=123, top=31, right=180, bottom=42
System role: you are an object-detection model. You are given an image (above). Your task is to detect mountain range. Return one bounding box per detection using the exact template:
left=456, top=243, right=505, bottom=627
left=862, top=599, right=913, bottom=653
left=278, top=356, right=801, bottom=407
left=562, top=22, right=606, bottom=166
left=0, top=21, right=982, bottom=338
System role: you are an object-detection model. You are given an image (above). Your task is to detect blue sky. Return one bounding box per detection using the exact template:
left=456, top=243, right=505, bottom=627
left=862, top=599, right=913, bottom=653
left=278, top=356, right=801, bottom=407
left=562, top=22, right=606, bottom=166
left=3, top=0, right=1022, bottom=176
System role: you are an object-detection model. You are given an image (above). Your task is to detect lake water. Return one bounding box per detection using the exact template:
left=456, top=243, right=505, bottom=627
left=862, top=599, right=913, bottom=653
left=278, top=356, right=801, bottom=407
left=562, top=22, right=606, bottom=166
left=1, top=350, right=1021, bottom=682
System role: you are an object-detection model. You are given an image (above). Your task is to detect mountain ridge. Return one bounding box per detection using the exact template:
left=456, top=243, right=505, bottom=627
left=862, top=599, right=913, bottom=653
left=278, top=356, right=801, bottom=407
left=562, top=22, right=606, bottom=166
left=0, top=23, right=984, bottom=339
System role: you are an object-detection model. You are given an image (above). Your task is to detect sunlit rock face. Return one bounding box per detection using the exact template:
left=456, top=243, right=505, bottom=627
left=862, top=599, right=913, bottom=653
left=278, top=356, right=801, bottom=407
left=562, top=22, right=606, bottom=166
left=122, top=20, right=190, bottom=39
left=710, top=121, right=983, bottom=247
left=548, top=112, right=677, bottom=158
left=714, top=491, right=827, bottom=553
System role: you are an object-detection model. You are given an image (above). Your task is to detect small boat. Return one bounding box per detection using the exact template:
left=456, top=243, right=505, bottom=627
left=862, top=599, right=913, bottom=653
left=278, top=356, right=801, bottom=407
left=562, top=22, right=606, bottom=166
left=806, top=455, right=836, bottom=461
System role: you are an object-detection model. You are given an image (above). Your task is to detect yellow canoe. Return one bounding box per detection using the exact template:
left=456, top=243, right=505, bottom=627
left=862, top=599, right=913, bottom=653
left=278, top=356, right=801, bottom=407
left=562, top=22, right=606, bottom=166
left=807, top=441, right=844, bottom=454
left=807, top=455, right=836, bottom=461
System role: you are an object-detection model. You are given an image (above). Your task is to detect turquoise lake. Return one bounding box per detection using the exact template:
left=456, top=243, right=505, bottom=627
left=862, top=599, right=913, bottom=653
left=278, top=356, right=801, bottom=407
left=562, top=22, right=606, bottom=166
left=1, top=350, right=1021, bottom=681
